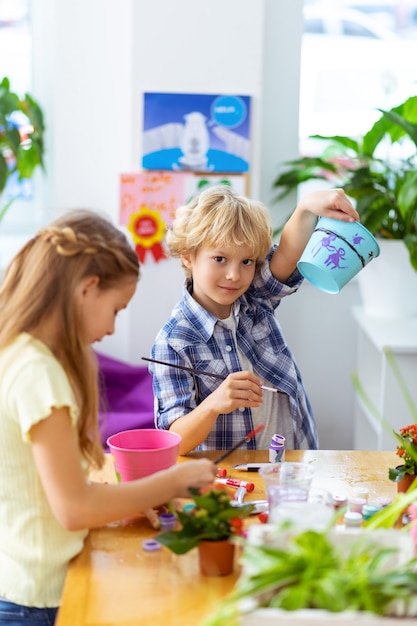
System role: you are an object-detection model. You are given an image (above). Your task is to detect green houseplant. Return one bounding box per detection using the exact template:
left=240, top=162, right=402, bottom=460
left=156, top=483, right=254, bottom=576
left=203, top=525, right=417, bottom=625
left=0, top=76, right=45, bottom=223
left=389, top=424, right=417, bottom=485
left=272, top=95, right=417, bottom=271
left=157, top=484, right=254, bottom=554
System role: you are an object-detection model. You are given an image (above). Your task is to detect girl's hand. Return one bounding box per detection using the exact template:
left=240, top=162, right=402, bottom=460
left=170, top=458, right=218, bottom=499
left=143, top=507, right=161, bottom=529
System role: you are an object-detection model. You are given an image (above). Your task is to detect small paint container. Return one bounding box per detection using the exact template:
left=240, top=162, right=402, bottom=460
left=375, top=496, right=392, bottom=508
left=348, top=496, right=367, bottom=513
left=142, top=539, right=161, bottom=551
left=183, top=503, right=196, bottom=513
left=352, top=486, right=369, bottom=502
left=158, top=512, right=177, bottom=531
left=344, top=511, right=363, bottom=528
left=332, top=494, right=348, bottom=510
left=269, top=434, right=285, bottom=463
left=362, top=504, right=380, bottom=521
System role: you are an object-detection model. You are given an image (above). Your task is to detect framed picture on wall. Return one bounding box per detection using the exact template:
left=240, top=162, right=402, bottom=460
left=142, top=92, right=251, bottom=173
left=184, top=173, right=249, bottom=203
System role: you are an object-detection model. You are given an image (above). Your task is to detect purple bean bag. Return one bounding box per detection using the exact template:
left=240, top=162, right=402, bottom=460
left=96, top=351, right=155, bottom=448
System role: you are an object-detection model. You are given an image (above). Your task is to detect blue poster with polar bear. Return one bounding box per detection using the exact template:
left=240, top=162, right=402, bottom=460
left=142, top=92, right=251, bottom=173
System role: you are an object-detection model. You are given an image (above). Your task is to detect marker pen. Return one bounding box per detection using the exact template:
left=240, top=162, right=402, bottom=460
left=215, top=477, right=255, bottom=492
left=232, top=463, right=273, bottom=472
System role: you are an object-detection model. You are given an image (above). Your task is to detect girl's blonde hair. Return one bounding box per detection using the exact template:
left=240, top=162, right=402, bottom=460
left=167, top=186, right=272, bottom=275
left=0, top=209, right=139, bottom=468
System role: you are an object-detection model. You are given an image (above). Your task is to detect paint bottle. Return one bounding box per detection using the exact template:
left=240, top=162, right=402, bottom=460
left=348, top=496, right=367, bottom=514
left=352, top=486, right=369, bottom=502
left=362, top=504, right=380, bottom=521
left=343, top=511, right=363, bottom=528
left=269, top=434, right=285, bottom=463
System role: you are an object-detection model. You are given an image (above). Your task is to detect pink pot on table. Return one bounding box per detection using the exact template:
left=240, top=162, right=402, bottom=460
left=107, top=429, right=181, bottom=482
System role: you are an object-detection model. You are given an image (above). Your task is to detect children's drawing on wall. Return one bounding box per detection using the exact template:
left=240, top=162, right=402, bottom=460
left=119, top=171, right=190, bottom=263
left=119, top=171, right=250, bottom=263
left=142, top=92, right=251, bottom=173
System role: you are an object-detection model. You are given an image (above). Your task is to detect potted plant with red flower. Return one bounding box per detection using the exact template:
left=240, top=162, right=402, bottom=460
left=156, top=483, right=254, bottom=576
left=389, top=424, right=417, bottom=492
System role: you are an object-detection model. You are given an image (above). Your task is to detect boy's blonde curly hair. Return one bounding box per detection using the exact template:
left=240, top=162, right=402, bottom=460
left=166, top=186, right=272, bottom=276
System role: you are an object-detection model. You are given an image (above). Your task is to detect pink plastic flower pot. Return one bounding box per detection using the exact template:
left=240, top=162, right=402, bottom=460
left=107, top=429, right=181, bottom=482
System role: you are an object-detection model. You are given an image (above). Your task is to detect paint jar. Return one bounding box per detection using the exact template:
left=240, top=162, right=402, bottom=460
left=332, top=494, right=348, bottom=511
left=344, top=511, right=363, bottom=528
left=348, top=496, right=367, bottom=513
left=269, top=434, right=285, bottom=463
left=352, top=486, right=369, bottom=502
left=362, top=504, right=380, bottom=521
left=158, top=512, right=177, bottom=531
left=375, top=496, right=392, bottom=508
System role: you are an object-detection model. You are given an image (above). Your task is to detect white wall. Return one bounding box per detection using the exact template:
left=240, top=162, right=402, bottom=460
left=32, top=0, right=361, bottom=449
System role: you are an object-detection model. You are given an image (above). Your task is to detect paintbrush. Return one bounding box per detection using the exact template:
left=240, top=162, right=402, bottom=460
left=142, top=356, right=278, bottom=393
left=213, top=424, right=265, bottom=465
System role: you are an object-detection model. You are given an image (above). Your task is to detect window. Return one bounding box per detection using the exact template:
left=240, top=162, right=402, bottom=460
left=0, top=0, right=41, bottom=239
left=300, top=1, right=417, bottom=154
left=0, top=0, right=31, bottom=94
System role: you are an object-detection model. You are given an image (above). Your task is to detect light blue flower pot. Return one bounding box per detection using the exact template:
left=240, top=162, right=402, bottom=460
left=297, top=217, right=380, bottom=294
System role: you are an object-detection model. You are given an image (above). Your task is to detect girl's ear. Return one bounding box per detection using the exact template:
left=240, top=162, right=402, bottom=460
left=78, top=275, right=100, bottom=297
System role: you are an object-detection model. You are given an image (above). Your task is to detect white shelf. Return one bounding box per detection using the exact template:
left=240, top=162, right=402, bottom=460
left=352, top=307, right=417, bottom=451
left=352, top=306, right=417, bottom=353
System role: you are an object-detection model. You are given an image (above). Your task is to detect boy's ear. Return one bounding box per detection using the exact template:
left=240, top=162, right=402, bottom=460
left=181, top=254, right=192, bottom=269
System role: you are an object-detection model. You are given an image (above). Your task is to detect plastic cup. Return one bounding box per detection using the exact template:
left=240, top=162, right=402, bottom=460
left=297, top=216, right=380, bottom=294
left=259, top=462, right=315, bottom=516
left=268, top=486, right=334, bottom=528
left=107, top=428, right=181, bottom=482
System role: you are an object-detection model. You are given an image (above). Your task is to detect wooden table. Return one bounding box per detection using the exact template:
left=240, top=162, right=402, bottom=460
left=55, top=450, right=400, bottom=626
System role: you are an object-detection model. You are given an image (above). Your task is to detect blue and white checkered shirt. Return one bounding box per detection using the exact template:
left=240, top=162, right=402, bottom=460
left=150, top=246, right=318, bottom=451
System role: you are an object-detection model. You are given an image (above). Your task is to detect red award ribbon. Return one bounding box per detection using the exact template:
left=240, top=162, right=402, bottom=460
left=128, top=206, right=167, bottom=263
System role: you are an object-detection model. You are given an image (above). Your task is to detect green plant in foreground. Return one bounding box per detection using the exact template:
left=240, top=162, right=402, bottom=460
left=203, top=527, right=417, bottom=626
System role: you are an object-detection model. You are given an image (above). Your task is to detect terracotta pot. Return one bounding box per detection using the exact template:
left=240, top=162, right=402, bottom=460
left=397, top=473, right=417, bottom=493
left=197, top=539, right=235, bottom=576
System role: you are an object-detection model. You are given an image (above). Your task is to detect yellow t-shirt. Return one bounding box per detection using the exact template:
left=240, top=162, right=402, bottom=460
left=0, top=333, right=88, bottom=607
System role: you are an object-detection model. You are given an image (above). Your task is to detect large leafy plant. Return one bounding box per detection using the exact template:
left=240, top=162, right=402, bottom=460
left=272, top=95, right=417, bottom=270
left=0, top=76, right=45, bottom=223
left=203, top=526, right=417, bottom=625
